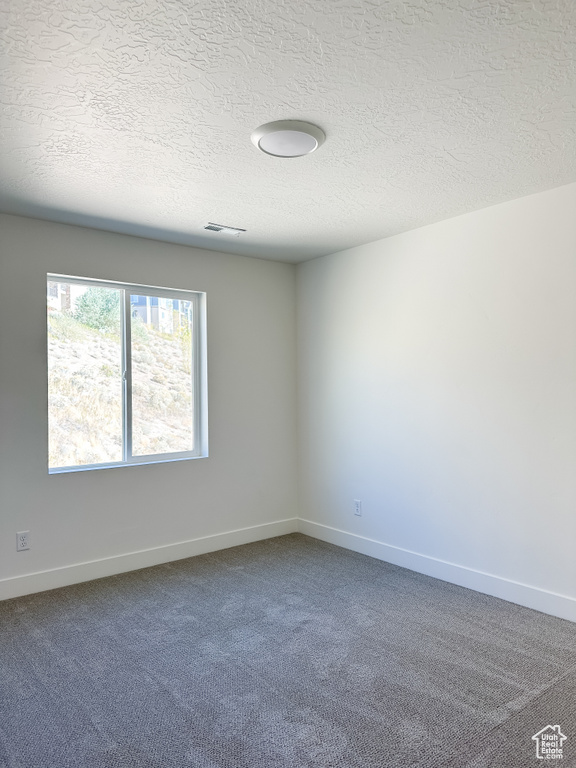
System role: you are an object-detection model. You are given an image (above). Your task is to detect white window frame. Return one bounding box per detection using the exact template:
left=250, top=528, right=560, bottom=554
left=48, top=274, right=208, bottom=474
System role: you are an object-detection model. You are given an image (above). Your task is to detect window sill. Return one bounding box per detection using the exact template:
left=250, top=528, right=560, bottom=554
left=49, top=453, right=208, bottom=474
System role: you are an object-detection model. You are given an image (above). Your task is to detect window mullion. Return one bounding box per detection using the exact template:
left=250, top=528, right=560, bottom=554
left=192, top=295, right=200, bottom=453
left=122, top=290, right=133, bottom=462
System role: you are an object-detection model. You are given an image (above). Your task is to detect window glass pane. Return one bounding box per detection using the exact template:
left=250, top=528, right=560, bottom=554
left=130, top=295, right=194, bottom=456
left=47, top=282, right=123, bottom=468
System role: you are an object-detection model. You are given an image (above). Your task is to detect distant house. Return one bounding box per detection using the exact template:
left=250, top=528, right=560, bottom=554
left=131, top=295, right=192, bottom=335
left=47, top=281, right=87, bottom=313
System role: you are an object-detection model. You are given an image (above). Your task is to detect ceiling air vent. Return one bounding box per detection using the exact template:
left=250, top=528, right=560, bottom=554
left=204, top=222, right=246, bottom=237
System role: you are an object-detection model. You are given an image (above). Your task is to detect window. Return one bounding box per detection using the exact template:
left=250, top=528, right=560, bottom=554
left=47, top=275, right=207, bottom=473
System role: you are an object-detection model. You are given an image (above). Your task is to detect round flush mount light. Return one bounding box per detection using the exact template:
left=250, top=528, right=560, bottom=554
left=251, top=120, right=325, bottom=158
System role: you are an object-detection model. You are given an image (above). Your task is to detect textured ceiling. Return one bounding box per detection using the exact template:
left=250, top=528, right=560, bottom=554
left=1, top=0, right=575, bottom=262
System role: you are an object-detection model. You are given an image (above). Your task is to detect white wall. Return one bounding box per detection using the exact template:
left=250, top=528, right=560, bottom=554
left=3, top=184, right=576, bottom=621
left=297, top=183, right=576, bottom=621
left=0, top=214, right=298, bottom=598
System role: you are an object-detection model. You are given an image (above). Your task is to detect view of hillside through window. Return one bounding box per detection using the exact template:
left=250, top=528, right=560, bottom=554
left=48, top=280, right=195, bottom=470
left=130, top=293, right=194, bottom=457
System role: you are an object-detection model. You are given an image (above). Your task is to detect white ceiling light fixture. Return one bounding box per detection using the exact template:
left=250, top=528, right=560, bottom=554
left=251, top=120, right=325, bottom=158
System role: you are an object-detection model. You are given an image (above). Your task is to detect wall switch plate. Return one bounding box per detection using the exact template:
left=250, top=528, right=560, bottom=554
left=16, top=531, right=30, bottom=551
left=354, top=500, right=362, bottom=516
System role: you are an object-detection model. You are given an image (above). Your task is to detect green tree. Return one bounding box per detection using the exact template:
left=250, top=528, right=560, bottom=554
left=73, top=287, right=120, bottom=333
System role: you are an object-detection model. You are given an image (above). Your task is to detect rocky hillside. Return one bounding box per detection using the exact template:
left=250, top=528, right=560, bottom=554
left=48, top=311, right=193, bottom=468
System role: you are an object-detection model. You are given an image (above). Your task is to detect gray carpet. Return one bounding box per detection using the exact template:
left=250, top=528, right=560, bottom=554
left=1, top=533, right=575, bottom=768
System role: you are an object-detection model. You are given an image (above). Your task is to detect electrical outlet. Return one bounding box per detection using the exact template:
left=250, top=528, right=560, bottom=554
left=354, top=500, right=362, bottom=516
left=16, top=531, right=30, bottom=551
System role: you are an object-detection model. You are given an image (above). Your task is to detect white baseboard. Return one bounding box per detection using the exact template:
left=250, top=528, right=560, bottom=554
left=298, top=519, right=576, bottom=623
left=4, top=516, right=575, bottom=624
left=0, top=518, right=299, bottom=601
